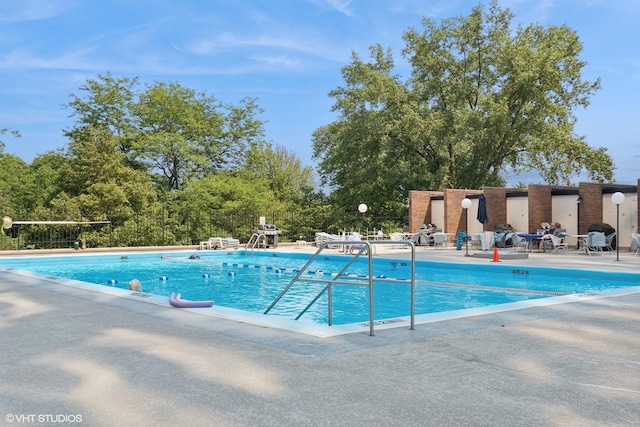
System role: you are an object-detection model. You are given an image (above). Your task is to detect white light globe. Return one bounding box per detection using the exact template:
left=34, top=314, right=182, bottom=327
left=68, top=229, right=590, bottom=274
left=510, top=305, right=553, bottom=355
left=358, top=203, right=368, bottom=214
left=461, top=198, right=472, bottom=209
left=611, top=192, right=625, bottom=205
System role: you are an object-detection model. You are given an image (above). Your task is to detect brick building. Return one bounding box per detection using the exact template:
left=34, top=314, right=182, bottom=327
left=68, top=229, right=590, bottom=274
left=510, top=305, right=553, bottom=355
left=408, top=180, right=639, bottom=249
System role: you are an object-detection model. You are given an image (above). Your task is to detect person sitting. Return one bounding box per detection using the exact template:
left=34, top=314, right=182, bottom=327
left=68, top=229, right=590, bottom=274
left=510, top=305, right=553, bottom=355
left=538, top=222, right=565, bottom=252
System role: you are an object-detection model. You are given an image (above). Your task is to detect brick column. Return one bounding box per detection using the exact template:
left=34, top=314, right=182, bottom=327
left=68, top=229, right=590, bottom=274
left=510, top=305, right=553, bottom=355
left=484, top=187, right=507, bottom=232
left=444, top=189, right=469, bottom=234
left=579, top=182, right=603, bottom=231
left=528, top=185, right=552, bottom=232
left=408, top=190, right=431, bottom=233
left=637, top=179, right=640, bottom=233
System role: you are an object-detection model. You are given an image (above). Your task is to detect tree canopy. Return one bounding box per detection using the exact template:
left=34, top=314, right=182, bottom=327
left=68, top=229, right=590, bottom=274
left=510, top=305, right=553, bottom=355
left=1, top=73, right=321, bottom=248
left=64, top=73, right=268, bottom=192
left=313, top=1, right=613, bottom=211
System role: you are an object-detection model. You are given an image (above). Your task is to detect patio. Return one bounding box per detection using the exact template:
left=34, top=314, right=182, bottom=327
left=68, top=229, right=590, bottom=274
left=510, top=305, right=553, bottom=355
left=1, top=245, right=638, bottom=426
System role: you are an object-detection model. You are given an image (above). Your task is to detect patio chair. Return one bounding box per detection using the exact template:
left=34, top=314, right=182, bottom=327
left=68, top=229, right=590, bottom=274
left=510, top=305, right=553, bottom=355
left=432, top=232, right=448, bottom=249
left=511, top=235, right=529, bottom=253
left=604, top=232, right=616, bottom=254
left=347, top=232, right=371, bottom=254
left=548, top=234, right=567, bottom=254
left=388, top=232, right=405, bottom=249
left=583, top=231, right=606, bottom=255
left=631, top=233, right=640, bottom=255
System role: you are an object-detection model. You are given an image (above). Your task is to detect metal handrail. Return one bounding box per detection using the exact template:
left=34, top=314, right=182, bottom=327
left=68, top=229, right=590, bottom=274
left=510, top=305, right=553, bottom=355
left=245, top=233, right=267, bottom=251
left=264, top=239, right=416, bottom=336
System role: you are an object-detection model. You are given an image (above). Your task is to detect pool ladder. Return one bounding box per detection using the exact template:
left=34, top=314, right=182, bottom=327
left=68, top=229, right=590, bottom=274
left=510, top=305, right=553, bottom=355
left=245, top=233, right=268, bottom=251
left=264, top=239, right=416, bottom=336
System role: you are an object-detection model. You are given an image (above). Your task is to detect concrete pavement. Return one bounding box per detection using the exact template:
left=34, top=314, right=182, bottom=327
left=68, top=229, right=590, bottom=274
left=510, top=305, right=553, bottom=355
left=0, top=245, right=639, bottom=426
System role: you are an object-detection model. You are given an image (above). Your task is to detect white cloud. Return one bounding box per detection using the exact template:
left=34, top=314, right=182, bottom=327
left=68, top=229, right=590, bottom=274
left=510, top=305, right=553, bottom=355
left=308, top=0, right=353, bottom=16
left=181, top=29, right=349, bottom=67
left=0, top=0, right=76, bottom=23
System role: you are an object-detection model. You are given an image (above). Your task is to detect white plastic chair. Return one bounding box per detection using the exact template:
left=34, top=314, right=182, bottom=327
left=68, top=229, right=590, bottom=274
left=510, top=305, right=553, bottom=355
left=432, top=232, right=448, bottom=249
left=388, top=232, right=405, bottom=249
left=548, top=234, right=567, bottom=254
left=584, top=232, right=606, bottom=255
left=631, top=233, right=640, bottom=255
left=512, top=235, right=529, bottom=253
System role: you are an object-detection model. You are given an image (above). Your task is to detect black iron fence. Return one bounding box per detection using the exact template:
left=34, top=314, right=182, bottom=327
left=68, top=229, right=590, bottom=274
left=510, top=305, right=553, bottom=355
left=0, top=206, right=406, bottom=251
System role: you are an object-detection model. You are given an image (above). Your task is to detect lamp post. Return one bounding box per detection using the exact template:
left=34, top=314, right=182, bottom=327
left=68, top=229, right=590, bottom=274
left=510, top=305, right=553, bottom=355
left=611, top=192, right=625, bottom=261
left=461, top=198, right=472, bottom=256
left=576, top=195, right=583, bottom=234
left=358, top=203, right=368, bottom=235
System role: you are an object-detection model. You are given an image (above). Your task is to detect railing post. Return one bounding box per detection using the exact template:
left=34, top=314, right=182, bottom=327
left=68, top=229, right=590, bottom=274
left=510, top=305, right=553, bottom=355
left=327, top=284, right=332, bottom=326
left=368, top=241, right=374, bottom=336
left=410, top=242, right=415, bottom=330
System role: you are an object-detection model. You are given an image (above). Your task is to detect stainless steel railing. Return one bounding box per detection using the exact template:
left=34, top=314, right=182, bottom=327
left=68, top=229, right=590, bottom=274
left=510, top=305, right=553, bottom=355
left=263, top=239, right=416, bottom=336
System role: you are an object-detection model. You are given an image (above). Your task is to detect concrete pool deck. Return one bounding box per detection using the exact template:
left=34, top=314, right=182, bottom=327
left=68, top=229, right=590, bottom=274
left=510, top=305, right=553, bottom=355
left=0, top=245, right=638, bottom=426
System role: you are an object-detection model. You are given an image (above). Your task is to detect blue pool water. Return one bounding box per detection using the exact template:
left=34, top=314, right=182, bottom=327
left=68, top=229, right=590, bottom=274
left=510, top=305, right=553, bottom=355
left=1, top=251, right=638, bottom=326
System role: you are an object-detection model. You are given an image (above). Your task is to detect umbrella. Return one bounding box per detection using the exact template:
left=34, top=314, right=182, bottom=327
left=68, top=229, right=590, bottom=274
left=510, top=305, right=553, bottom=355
left=477, top=194, right=489, bottom=231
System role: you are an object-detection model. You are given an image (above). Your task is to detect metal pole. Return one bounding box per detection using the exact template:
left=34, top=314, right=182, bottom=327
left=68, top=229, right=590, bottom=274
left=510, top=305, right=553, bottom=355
left=368, top=243, right=374, bottom=336
left=327, top=284, right=333, bottom=326
left=410, top=242, right=415, bottom=330
left=576, top=196, right=582, bottom=234
left=616, top=204, right=620, bottom=261
left=465, top=208, right=469, bottom=256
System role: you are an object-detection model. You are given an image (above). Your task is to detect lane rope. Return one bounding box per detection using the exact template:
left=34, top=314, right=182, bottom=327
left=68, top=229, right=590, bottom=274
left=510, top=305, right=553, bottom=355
left=158, top=255, right=569, bottom=296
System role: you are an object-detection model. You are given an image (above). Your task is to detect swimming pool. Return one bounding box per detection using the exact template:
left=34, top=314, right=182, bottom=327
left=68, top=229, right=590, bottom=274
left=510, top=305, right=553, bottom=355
left=1, top=250, right=639, bottom=333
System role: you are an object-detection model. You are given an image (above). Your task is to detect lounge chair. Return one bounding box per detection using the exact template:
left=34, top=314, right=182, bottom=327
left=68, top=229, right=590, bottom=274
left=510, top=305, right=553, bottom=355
left=347, top=232, right=366, bottom=254
left=222, top=237, right=240, bottom=249
left=315, top=232, right=341, bottom=248
left=208, top=237, right=240, bottom=250
left=411, top=224, right=439, bottom=246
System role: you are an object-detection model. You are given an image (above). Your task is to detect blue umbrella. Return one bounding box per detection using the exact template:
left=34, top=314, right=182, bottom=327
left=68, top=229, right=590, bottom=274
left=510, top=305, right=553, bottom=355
left=477, top=194, right=489, bottom=230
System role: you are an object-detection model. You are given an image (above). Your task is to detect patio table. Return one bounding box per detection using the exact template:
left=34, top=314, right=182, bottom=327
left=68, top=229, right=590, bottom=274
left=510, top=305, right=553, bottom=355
left=567, top=234, right=588, bottom=250
left=517, top=233, right=544, bottom=251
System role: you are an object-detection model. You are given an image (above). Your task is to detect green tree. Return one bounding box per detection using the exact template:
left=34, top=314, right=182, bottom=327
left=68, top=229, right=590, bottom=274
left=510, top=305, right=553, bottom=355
left=132, top=82, right=222, bottom=191
left=0, top=152, right=37, bottom=216
left=211, top=98, right=266, bottom=172
left=244, top=142, right=316, bottom=204
left=132, top=83, right=267, bottom=192
left=65, top=76, right=268, bottom=193
left=30, top=150, right=67, bottom=207
left=313, top=1, right=613, bottom=211
left=57, top=127, right=156, bottom=221
left=64, top=73, right=138, bottom=157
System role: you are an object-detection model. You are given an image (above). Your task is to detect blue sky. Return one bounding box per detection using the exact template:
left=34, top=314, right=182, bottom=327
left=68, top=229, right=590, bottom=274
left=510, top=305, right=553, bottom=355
left=1, top=0, right=638, bottom=185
